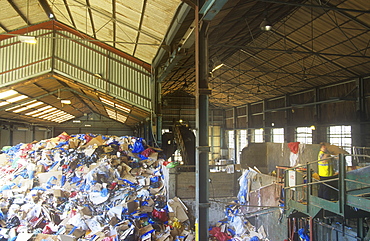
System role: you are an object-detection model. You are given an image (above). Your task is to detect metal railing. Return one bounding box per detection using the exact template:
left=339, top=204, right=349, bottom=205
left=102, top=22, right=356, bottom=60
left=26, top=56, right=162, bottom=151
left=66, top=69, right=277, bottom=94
left=283, top=153, right=370, bottom=217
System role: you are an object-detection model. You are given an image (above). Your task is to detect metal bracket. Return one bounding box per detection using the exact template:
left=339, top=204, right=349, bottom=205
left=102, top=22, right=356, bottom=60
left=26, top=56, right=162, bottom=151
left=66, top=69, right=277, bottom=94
left=197, top=146, right=210, bottom=152
left=198, top=88, right=212, bottom=95
left=198, top=202, right=211, bottom=208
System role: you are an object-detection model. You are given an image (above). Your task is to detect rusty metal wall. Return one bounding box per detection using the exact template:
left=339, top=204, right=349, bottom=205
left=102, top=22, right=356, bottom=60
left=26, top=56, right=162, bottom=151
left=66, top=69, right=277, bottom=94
left=0, top=29, right=52, bottom=87
left=54, top=31, right=152, bottom=111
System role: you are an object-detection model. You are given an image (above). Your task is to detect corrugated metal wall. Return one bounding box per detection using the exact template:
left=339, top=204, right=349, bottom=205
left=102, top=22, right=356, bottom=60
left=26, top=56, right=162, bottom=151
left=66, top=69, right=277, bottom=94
left=0, top=29, right=52, bottom=87
left=0, top=29, right=152, bottom=112
left=54, top=31, right=152, bottom=111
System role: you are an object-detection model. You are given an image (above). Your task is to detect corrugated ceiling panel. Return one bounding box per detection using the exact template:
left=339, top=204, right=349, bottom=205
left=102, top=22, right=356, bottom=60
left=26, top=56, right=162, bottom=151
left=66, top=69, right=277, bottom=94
left=49, top=0, right=73, bottom=26
left=116, top=0, right=143, bottom=28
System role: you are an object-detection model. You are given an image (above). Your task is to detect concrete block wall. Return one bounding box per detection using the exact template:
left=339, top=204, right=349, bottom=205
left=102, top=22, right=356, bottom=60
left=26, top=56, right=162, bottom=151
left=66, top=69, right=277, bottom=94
left=241, top=142, right=321, bottom=174
left=162, top=167, right=241, bottom=200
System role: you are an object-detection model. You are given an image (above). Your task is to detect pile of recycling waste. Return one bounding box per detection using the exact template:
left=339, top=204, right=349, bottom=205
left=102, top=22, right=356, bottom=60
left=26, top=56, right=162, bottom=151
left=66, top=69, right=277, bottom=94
left=0, top=132, right=193, bottom=241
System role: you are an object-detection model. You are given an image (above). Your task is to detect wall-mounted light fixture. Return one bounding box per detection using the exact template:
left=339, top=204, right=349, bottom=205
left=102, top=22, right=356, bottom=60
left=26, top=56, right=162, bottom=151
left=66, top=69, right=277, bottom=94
left=17, top=127, right=29, bottom=131
left=18, top=35, right=37, bottom=44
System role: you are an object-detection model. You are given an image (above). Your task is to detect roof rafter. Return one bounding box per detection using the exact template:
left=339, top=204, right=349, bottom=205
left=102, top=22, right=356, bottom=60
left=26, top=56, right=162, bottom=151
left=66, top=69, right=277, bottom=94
left=72, top=0, right=161, bottom=42
left=38, top=0, right=56, bottom=20
left=0, top=23, right=9, bottom=32
left=112, top=0, right=116, bottom=48
left=272, top=30, right=359, bottom=76
left=85, top=0, right=96, bottom=39
left=133, top=0, right=147, bottom=56
left=62, top=0, right=76, bottom=28
left=7, top=0, right=28, bottom=24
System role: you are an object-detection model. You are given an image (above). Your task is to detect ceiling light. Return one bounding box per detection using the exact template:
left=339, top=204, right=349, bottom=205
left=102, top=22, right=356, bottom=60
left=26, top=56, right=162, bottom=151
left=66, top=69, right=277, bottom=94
left=18, top=35, right=37, bottom=44
left=73, top=120, right=81, bottom=123
left=310, top=125, right=316, bottom=130
left=260, top=18, right=272, bottom=31
left=211, top=63, right=224, bottom=72
left=85, top=124, right=91, bottom=127
left=61, top=99, right=71, bottom=105
left=0, top=90, right=18, bottom=99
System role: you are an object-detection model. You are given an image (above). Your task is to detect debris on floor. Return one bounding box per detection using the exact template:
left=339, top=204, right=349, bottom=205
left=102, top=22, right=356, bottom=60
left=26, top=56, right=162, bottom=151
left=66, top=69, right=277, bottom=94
left=208, top=201, right=270, bottom=241
left=0, top=132, right=194, bottom=241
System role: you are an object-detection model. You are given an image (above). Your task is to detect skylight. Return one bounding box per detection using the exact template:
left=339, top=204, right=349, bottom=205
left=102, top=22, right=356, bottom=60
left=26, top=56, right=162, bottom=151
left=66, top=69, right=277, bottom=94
left=99, top=97, right=130, bottom=123
left=0, top=89, right=76, bottom=123
left=0, top=90, right=18, bottom=99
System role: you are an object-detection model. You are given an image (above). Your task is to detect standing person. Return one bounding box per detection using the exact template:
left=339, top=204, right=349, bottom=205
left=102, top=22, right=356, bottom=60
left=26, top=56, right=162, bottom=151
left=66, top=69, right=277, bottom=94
left=317, top=143, right=338, bottom=200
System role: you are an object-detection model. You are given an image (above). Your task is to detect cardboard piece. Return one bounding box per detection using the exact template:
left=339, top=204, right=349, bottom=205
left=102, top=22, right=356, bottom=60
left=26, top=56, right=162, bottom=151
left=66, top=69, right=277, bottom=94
left=59, top=235, right=76, bottom=241
left=37, top=171, right=62, bottom=184
left=322, top=142, right=349, bottom=155
left=34, top=234, right=59, bottom=241
left=139, top=224, right=154, bottom=236
left=167, top=197, right=188, bottom=222
left=157, top=232, right=171, bottom=241
left=0, top=153, right=8, bottom=165
left=84, top=136, right=104, bottom=147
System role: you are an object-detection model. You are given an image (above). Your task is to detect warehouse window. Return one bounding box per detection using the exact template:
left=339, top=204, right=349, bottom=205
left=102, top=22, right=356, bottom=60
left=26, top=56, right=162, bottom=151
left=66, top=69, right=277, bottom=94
left=238, top=130, right=248, bottom=150
left=237, top=130, right=248, bottom=163
left=228, top=130, right=234, bottom=148
left=253, top=129, right=264, bottom=143
left=228, top=130, right=235, bottom=160
left=295, top=127, right=313, bottom=144
left=209, top=126, right=221, bottom=161
left=328, top=125, right=352, bottom=154
left=271, top=128, right=284, bottom=143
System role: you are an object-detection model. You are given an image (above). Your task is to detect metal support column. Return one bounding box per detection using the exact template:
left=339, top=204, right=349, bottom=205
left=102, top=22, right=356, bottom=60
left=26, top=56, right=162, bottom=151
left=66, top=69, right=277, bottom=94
left=233, top=107, right=237, bottom=162
left=195, top=1, right=210, bottom=239
left=339, top=153, right=346, bottom=215
left=155, top=73, right=163, bottom=147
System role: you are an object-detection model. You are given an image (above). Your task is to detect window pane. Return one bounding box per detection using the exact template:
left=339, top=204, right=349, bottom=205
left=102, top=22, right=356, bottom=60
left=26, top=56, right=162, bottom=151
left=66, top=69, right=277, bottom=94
left=328, top=125, right=352, bottom=154
left=271, top=128, right=284, bottom=143
left=228, top=130, right=234, bottom=148
left=254, top=129, right=264, bottom=143
left=239, top=130, right=248, bottom=150
left=295, top=127, right=313, bottom=144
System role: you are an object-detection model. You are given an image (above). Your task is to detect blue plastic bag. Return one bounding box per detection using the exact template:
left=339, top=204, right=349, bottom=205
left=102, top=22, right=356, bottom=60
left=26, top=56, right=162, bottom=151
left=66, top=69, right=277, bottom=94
left=132, top=138, right=145, bottom=153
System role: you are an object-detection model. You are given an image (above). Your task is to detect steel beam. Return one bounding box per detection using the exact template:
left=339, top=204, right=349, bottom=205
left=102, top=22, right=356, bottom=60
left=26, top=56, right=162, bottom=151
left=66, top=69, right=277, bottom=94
left=7, top=0, right=28, bottom=24
left=38, top=0, right=56, bottom=20
left=216, top=44, right=370, bottom=59
left=62, top=0, right=76, bottom=28
left=257, top=0, right=370, bottom=14
left=199, top=0, right=228, bottom=21
left=85, top=0, right=96, bottom=39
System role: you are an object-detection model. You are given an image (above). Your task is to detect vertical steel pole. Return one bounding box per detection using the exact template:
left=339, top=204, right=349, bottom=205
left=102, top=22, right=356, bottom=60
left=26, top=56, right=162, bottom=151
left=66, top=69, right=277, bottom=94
left=196, top=0, right=210, bottom=239
left=339, top=153, right=346, bottom=215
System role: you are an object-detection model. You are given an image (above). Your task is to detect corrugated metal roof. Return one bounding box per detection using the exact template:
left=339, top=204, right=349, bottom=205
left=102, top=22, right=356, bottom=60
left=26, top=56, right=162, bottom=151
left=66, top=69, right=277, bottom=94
left=159, top=0, right=370, bottom=109
left=0, top=0, right=181, bottom=64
